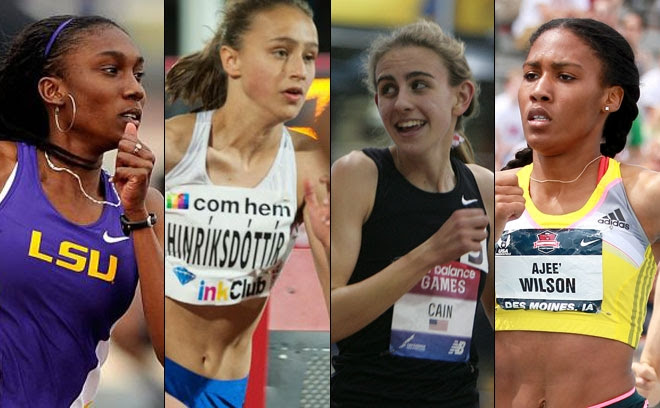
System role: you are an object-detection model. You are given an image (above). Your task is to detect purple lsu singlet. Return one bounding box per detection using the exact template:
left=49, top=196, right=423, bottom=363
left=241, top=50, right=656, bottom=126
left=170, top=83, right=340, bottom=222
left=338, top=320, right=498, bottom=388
left=0, top=143, right=138, bottom=407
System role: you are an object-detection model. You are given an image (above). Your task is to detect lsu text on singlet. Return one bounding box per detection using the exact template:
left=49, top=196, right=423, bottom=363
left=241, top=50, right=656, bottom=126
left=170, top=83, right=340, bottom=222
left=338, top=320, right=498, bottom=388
left=331, top=148, right=488, bottom=408
left=165, top=111, right=297, bottom=306
left=495, top=158, right=656, bottom=347
left=0, top=143, right=138, bottom=407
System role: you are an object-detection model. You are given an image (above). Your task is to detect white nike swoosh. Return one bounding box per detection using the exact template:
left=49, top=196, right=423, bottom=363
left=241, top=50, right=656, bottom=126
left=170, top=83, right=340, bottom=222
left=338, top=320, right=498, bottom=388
left=462, top=195, right=478, bottom=206
left=103, top=231, right=130, bottom=243
left=580, top=239, right=599, bottom=247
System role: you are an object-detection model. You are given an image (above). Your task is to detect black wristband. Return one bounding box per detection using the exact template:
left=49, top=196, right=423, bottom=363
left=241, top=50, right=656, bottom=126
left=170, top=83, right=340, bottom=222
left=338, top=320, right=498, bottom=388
left=120, top=213, right=157, bottom=236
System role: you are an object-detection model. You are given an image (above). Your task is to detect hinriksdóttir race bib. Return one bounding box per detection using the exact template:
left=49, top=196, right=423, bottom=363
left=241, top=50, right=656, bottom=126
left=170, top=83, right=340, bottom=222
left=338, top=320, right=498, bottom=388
left=165, top=184, right=296, bottom=305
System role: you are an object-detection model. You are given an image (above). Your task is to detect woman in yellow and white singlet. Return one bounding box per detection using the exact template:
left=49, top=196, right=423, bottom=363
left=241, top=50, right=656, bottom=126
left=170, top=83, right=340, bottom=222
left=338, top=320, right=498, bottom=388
left=495, top=18, right=660, bottom=407
left=163, top=1, right=329, bottom=407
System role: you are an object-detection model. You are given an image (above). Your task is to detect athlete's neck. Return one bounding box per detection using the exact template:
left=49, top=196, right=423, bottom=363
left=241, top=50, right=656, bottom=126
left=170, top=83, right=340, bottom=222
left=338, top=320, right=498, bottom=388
left=37, top=150, right=104, bottom=200
left=48, top=132, right=106, bottom=169
left=390, top=141, right=455, bottom=193
left=211, top=105, right=283, bottom=160
left=530, top=150, right=602, bottom=195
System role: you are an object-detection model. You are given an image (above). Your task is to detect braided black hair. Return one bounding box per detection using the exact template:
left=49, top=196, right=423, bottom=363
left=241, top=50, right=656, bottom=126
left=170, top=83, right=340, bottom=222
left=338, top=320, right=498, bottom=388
left=503, top=18, right=639, bottom=170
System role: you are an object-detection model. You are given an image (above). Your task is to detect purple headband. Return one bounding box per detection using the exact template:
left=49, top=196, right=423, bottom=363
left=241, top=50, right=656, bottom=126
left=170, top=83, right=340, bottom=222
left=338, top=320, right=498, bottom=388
left=44, top=18, right=73, bottom=57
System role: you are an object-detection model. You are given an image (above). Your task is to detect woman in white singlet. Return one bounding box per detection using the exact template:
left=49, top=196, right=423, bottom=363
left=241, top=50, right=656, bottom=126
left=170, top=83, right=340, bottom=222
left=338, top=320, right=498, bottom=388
left=163, top=1, right=329, bottom=407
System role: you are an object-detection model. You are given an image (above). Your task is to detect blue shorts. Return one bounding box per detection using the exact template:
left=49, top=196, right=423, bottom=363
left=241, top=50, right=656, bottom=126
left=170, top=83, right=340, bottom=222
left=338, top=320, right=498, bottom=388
left=165, top=357, right=248, bottom=408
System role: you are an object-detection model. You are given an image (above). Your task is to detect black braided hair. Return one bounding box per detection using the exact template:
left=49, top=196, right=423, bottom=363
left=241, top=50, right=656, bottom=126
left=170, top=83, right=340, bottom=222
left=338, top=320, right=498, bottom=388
left=504, top=18, right=639, bottom=170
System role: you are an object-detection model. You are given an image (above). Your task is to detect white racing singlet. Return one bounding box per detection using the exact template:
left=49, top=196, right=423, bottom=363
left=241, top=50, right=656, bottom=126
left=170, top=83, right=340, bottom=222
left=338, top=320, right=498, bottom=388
left=165, top=111, right=297, bottom=305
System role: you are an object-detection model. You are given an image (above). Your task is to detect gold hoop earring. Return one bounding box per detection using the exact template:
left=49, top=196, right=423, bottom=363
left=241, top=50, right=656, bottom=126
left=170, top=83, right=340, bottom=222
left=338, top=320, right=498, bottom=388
left=55, top=94, right=77, bottom=132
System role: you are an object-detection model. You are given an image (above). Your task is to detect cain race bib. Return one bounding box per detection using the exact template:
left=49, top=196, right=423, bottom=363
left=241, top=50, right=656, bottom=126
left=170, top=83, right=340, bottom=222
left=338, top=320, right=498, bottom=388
left=495, top=228, right=603, bottom=313
left=164, top=184, right=296, bottom=305
left=390, top=238, right=487, bottom=362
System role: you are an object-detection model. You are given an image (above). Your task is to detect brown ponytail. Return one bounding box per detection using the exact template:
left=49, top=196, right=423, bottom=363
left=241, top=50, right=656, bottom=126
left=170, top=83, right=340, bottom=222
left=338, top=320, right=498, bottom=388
left=166, top=30, right=227, bottom=110
left=165, top=0, right=313, bottom=111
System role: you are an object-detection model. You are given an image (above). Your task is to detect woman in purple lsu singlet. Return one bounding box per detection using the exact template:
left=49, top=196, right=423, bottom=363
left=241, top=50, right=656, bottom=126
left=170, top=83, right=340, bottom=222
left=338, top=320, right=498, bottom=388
left=0, top=15, right=164, bottom=407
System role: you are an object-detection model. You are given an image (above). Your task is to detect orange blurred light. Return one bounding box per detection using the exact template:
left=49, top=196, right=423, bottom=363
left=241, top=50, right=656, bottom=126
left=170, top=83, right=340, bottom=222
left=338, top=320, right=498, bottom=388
left=306, top=78, right=330, bottom=119
left=288, top=126, right=319, bottom=140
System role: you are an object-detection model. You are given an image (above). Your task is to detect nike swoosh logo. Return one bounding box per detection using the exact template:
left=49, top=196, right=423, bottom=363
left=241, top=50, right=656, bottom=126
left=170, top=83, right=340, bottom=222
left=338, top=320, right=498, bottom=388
left=462, top=195, right=478, bottom=206
left=580, top=239, right=599, bottom=247
left=103, top=231, right=130, bottom=243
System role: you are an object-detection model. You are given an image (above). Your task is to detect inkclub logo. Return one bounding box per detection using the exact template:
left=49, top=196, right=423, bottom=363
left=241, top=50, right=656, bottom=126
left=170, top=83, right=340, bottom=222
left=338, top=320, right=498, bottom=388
left=533, top=230, right=560, bottom=254
left=167, top=193, right=189, bottom=210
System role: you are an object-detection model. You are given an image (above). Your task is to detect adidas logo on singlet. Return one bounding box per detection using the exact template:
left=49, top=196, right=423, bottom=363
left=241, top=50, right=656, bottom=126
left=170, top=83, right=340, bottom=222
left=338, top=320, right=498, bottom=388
left=597, top=208, right=629, bottom=230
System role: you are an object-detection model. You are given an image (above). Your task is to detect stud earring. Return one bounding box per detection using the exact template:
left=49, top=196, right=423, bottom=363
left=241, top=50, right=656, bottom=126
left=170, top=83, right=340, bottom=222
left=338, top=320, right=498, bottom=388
left=604, top=106, right=610, bottom=112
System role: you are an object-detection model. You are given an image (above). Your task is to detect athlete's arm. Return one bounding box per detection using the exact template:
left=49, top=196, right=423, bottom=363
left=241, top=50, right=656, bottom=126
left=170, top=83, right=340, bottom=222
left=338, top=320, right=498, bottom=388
left=302, top=176, right=330, bottom=314
left=303, top=176, right=329, bottom=252
left=0, top=141, right=17, bottom=194
left=135, top=187, right=165, bottom=365
left=164, top=113, right=196, bottom=174
left=331, top=152, right=489, bottom=343
left=295, top=131, right=331, bottom=313
left=304, top=201, right=330, bottom=313
left=621, top=165, right=660, bottom=245
left=494, top=169, right=525, bottom=242
left=634, top=265, right=660, bottom=406
left=468, top=164, right=495, bottom=327
left=626, top=166, right=660, bottom=404
left=623, top=165, right=660, bottom=404
left=114, top=123, right=165, bottom=364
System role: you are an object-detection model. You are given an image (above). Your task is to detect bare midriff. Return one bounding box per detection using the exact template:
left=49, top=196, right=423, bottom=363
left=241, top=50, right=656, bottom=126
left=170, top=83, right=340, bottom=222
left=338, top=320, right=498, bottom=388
left=165, top=296, right=268, bottom=380
left=496, top=331, right=635, bottom=407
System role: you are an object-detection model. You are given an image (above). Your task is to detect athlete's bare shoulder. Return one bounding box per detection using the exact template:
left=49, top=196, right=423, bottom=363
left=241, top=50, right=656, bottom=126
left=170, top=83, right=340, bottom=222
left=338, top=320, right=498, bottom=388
left=332, top=150, right=378, bottom=180
left=466, top=162, right=495, bottom=200
left=620, top=162, right=660, bottom=198
left=0, top=141, right=16, bottom=162
left=0, top=141, right=17, bottom=193
left=620, top=162, right=656, bottom=177
left=621, top=163, right=660, bottom=243
left=466, top=163, right=495, bottom=184
left=332, top=150, right=379, bottom=223
left=165, top=113, right=197, bottom=174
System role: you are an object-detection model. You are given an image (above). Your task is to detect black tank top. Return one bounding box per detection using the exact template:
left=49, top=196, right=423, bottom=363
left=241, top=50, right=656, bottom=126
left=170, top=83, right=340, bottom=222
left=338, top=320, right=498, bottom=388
left=331, top=148, right=488, bottom=407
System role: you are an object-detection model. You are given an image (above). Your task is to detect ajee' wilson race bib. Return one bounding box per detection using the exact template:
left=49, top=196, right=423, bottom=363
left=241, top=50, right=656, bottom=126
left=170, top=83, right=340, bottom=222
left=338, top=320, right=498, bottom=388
left=165, top=184, right=296, bottom=305
left=390, top=238, right=487, bottom=362
left=496, top=228, right=603, bottom=313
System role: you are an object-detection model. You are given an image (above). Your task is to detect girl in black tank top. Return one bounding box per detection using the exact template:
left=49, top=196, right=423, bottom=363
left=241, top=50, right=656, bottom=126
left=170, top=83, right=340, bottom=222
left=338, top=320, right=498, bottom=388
left=331, top=21, right=494, bottom=407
